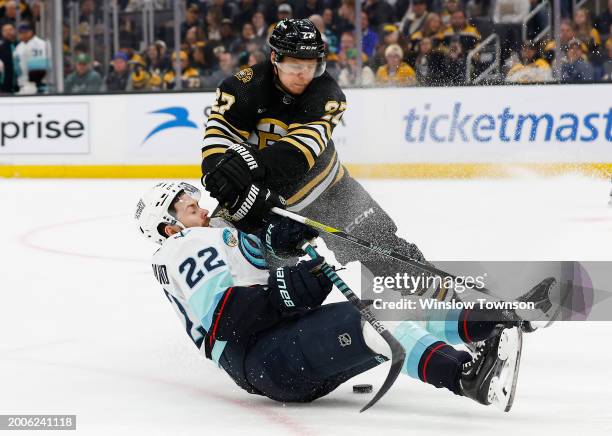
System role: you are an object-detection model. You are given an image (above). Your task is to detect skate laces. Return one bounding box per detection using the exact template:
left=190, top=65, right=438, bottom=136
left=462, top=341, right=486, bottom=374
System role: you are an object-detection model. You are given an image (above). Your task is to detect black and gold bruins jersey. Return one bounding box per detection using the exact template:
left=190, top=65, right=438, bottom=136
left=202, top=61, right=347, bottom=212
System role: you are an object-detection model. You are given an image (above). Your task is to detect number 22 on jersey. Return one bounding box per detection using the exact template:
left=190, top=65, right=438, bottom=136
left=179, top=247, right=226, bottom=288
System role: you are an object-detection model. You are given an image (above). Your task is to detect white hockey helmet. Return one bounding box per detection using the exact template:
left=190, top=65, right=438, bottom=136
left=134, top=181, right=202, bottom=244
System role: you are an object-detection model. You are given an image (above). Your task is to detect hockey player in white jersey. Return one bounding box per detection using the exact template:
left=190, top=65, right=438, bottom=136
left=135, top=182, right=535, bottom=411
left=14, top=22, right=50, bottom=94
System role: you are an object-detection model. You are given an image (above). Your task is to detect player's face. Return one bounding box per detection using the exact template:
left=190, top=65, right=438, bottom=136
left=173, top=193, right=211, bottom=228
left=273, top=54, right=317, bottom=95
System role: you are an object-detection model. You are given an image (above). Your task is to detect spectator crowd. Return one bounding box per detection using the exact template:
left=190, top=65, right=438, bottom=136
left=1, top=0, right=612, bottom=94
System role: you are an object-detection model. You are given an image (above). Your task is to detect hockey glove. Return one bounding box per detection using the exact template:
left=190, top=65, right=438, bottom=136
left=203, top=143, right=266, bottom=207
left=225, top=184, right=286, bottom=233
left=260, top=215, right=319, bottom=258
left=269, top=257, right=333, bottom=312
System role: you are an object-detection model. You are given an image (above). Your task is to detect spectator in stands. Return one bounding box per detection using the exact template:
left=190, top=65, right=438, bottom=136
left=146, top=41, right=171, bottom=77
left=400, top=0, right=430, bottom=38
left=233, top=22, right=261, bottom=55
left=15, top=22, right=50, bottom=94
left=440, top=0, right=461, bottom=28
left=594, top=0, right=612, bottom=36
left=0, top=1, right=18, bottom=26
left=363, top=0, right=395, bottom=29
left=212, top=0, right=237, bottom=20
left=203, top=50, right=235, bottom=87
left=574, top=8, right=602, bottom=63
left=105, top=51, right=130, bottom=92
left=336, top=0, right=356, bottom=35
left=493, top=0, right=530, bottom=59
left=444, top=35, right=467, bottom=85
left=181, top=4, right=203, bottom=40
left=372, top=24, right=410, bottom=70
left=296, top=0, right=323, bottom=19
left=234, top=0, right=258, bottom=28
left=337, top=31, right=361, bottom=64
left=338, top=47, right=376, bottom=86
left=0, top=22, right=17, bottom=93
left=252, top=11, right=268, bottom=39
left=248, top=49, right=266, bottom=66
left=414, top=36, right=447, bottom=85
left=506, top=40, right=552, bottom=83
left=361, top=11, right=379, bottom=58
left=185, top=26, right=206, bottom=48
left=376, top=43, right=416, bottom=86
left=410, top=12, right=445, bottom=52
left=544, top=18, right=575, bottom=64
left=277, top=3, right=293, bottom=22
left=442, top=9, right=481, bottom=52
left=601, top=38, right=612, bottom=80
left=129, top=55, right=153, bottom=91
left=560, top=37, right=594, bottom=82
left=206, top=7, right=223, bottom=41
left=312, top=11, right=339, bottom=54
left=64, top=53, right=102, bottom=93
left=192, top=42, right=208, bottom=75
left=220, top=18, right=240, bottom=53
left=163, top=50, right=201, bottom=89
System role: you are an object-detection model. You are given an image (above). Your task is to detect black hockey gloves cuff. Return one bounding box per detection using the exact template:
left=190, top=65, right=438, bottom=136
left=225, top=184, right=286, bottom=233
left=268, top=257, right=333, bottom=312
left=204, top=143, right=266, bottom=207
left=260, top=215, right=319, bottom=258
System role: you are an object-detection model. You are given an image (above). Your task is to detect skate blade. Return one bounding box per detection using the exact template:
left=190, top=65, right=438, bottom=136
left=487, top=328, right=523, bottom=412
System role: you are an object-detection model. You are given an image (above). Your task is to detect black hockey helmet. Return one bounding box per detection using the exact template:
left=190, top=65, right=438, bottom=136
left=269, top=19, right=326, bottom=77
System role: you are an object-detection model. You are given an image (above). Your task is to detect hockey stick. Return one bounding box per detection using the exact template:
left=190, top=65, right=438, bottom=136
left=301, top=242, right=406, bottom=413
left=272, top=207, right=495, bottom=297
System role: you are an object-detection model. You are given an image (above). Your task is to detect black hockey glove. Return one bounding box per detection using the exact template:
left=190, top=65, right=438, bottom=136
left=260, top=215, right=319, bottom=258
left=203, top=143, right=266, bottom=207
left=269, top=257, right=333, bottom=312
left=225, top=184, right=286, bottom=233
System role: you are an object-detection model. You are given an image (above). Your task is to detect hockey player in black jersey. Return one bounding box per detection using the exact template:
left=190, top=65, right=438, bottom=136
left=201, top=18, right=427, bottom=285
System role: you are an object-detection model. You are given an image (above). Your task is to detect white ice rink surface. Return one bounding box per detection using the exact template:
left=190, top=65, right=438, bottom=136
left=1, top=176, right=612, bottom=435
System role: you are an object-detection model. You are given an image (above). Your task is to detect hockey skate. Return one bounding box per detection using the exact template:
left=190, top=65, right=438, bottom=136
left=514, top=277, right=569, bottom=332
left=459, top=327, right=523, bottom=412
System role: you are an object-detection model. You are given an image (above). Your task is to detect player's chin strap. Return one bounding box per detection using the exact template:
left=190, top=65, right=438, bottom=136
left=271, top=207, right=497, bottom=298
left=300, top=240, right=406, bottom=413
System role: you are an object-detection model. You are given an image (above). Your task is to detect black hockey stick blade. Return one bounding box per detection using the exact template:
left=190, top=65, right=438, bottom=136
left=302, top=243, right=406, bottom=412
left=360, top=330, right=406, bottom=413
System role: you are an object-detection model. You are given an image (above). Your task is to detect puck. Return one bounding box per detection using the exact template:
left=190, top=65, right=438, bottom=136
left=353, top=384, right=373, bottom=394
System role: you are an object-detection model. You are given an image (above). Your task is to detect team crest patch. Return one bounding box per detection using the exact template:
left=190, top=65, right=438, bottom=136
left=235, top=68, right=253, bottom=83
left=222, top=228, right=238, bottom=247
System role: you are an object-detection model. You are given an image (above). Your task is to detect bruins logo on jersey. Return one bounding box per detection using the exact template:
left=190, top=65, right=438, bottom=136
left=235, top=68, right=253, bottom=83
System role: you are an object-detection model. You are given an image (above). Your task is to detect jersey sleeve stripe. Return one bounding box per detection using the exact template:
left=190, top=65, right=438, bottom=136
left=208, top=113, right=250, bottom=139
left=205, top=121, right=245, bottom=142
left=287, top=127, right=326, bottom=150
left=202, top=146, right=229, bottom=160
left=280, top=137, right=316, bottom=169
left=290, top=134, right=322, bottom=155
left=306, top=120, right=333, bottom=138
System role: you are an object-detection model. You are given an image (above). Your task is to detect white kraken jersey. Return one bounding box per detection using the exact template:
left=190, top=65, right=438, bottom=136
left=151, top=226, right=269, bottom=363
left=14, top=36, right=51, bottom=88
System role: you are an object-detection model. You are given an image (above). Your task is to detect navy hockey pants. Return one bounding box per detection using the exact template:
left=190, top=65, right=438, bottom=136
left=244, top=302, right=386, bottom=402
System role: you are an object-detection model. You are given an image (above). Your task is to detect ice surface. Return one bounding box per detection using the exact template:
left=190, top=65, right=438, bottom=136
left=1, top=176, right=611, bottom=435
